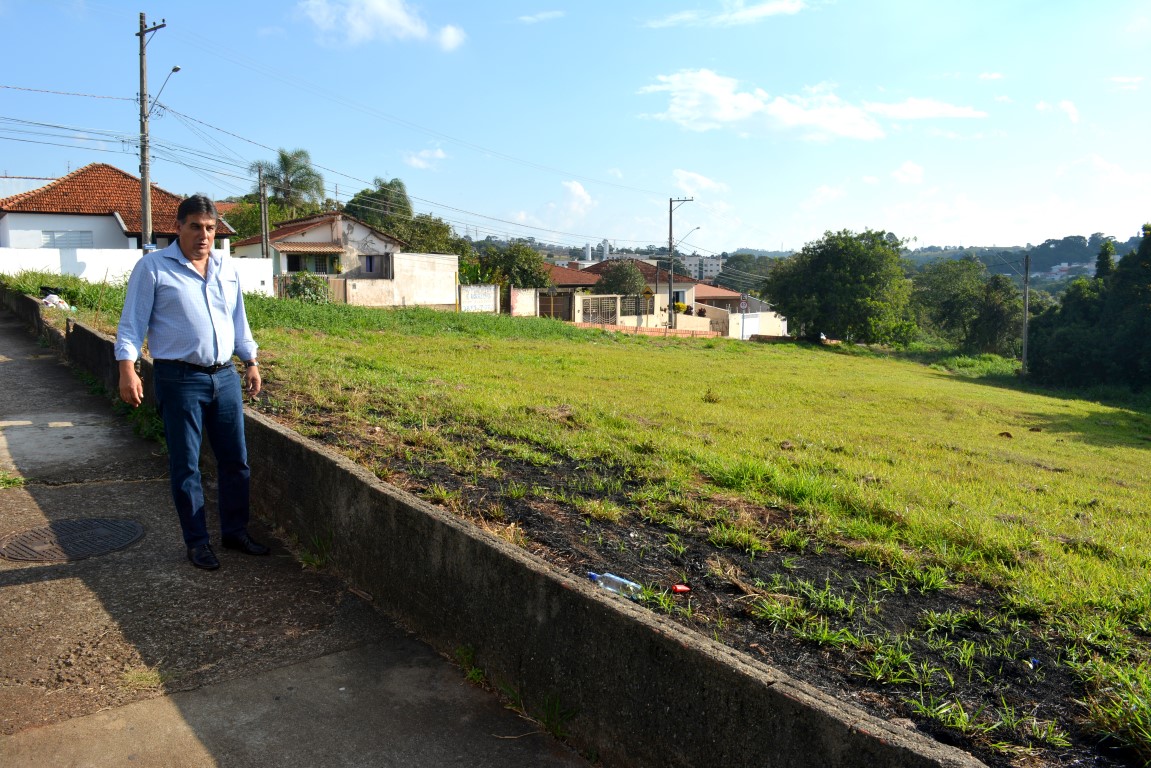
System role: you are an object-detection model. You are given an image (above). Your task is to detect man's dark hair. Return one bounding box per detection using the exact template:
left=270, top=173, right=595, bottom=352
left=177, top=195, right=218, bottom=223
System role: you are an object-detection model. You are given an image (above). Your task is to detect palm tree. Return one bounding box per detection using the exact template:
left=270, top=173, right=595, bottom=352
left=249, top=148, right=325, bottom=216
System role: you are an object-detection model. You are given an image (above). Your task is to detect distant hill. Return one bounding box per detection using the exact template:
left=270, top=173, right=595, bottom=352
left=732, top=248, right=792, bottom=259
left=907, top=233, right=1142, bottom=276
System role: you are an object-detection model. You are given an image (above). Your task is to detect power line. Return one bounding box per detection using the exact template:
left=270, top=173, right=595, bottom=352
left=0, top=84, right=134, bottom=101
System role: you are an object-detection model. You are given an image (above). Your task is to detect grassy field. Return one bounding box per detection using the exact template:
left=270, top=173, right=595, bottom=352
left=240, top=297, right=1151, bottom=765
left=246, top=298, right=1151, bottom=619
left=5, top=272, right=1150, bottom=764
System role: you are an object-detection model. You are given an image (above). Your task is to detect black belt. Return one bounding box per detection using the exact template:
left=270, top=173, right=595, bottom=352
left=153, top=359, right=232, bottom=374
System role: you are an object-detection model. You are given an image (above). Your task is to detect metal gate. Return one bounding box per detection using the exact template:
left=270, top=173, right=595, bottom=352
left=582, top=296, right=618, bottom=324
left=540, top=293, right=572, bottom=320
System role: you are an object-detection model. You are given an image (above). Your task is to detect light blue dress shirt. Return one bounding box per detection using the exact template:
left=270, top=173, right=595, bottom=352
left=115, top=242, right=258, bottom=366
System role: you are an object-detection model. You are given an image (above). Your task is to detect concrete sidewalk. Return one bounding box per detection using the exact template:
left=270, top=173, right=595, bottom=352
left=0, top=312, right=587, bottom=768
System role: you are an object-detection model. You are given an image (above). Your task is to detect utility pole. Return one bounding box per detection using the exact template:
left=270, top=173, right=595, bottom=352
left=259, top=167, right=271, bottom=260
left=668, top=197, right=692, bottom=329
left=137, top=12, right=166, bottom=252
left=1021, top=250, right=1031, bottom=376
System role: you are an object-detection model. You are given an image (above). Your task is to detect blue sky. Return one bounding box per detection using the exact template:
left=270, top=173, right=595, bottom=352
left=1, top=0, right=1148, bottom=254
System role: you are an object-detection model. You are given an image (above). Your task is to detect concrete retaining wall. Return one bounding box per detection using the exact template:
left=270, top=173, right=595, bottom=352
left=0, top=291, right=984, bottom=768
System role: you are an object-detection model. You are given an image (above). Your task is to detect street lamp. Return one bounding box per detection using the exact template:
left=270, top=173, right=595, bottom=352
left=150, top=65, right=181, bottom=117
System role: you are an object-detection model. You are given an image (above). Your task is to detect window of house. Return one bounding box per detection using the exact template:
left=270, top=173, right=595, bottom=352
left=41, top=231, right=94, bottom=248
left=287, top=254, right=301, bottom=272
left=313, top=256, right=328, bottom=275
left=365, top=254, right=375, bottom=274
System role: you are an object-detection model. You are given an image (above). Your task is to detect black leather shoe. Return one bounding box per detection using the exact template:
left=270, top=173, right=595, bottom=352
left=221, top=532, right=270, bottom=556
left=187, top=544, right=220, bottom=570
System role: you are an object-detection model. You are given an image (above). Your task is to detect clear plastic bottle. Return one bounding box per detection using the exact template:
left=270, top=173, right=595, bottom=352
left=588, top=572, right=642, bottom=600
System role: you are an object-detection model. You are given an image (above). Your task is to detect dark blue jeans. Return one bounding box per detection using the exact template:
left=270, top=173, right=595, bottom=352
left=153, top=361, right=251, bottom=548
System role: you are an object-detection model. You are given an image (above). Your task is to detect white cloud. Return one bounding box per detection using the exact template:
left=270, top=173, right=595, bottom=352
left=640, top=70, right=884, bottom=140
left=639, top=69, right=769, bottom=132
left=765, top=85, right=884, bottom=140
left=863, top=97, right=987, bottom=119
left=1084, top=153, right=1151, bottom=190
left=1109, top=75, right=1143, bottom=91
left=800, top=184, right=845, bottom=212
left=438, top=24, right=466, bottom=50
left=607, top=168, right=624, bottom=179
left=518, top=10, right=564, bottom=24
left=892, top=161, right=924, bottom=185
left=298, top=0, right=464, bottom=49
left=403, top=147, right=447, bottom=169
left=978, top=72, right=1004, bottom=81
left=647, top=0, right=805, bottom=28
left=1035, top=100, right=1079, bottom=124
left=561, top=180, right=595, bottom=216
left=673, top=169, right=728, bottom=196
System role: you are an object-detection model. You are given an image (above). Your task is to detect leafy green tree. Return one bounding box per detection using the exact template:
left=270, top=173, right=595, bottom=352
left=217, top=201, right=291, bottom=241
left=594, top=260, right=646, bottom=296
left=1028, top=276, right=1107, bottom=385
left=344, top=177, right=413, bottom=236
left=249, top=148, right=325, bottom=216
left=762, top=229, right=915, bottom=344
left=1030, top=224, right=1151, bottom=388
left=911, top=256, right=986, bottom=345
left=967, top=274, right=1023, bottom=355
left=475, top=240, right=550, bottom=289
left=1095, top=239, right=1116, bottom=279
left=1102, top=224, right=1151, bottom=386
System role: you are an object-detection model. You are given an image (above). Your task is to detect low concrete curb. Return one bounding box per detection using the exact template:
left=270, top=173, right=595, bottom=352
left=2, top=290, right=984, bottom=768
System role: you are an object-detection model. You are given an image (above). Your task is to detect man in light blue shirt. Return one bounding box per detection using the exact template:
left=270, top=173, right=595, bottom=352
left=116, top=195, right=269, bottom=570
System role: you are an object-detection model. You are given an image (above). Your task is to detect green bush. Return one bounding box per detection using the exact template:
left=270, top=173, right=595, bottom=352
left=284, top=272, right=331, bottom=304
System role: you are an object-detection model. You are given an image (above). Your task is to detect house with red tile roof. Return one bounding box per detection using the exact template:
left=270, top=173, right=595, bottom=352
left=233, top=211, right=457, bottom=309
left=542, top=257, right=787, bottom=337
left=232, top=211, right=407, bottom=278
left=0, top=164, right=274, bottom=294
left=0, top=163, right=234, bottom=250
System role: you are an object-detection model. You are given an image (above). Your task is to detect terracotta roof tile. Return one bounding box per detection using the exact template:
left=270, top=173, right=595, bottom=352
left=693, top=283, right=742, bottom=299
left=0, top=163, right=235, bottom=236
left=272, top=242, right=345, bottom=254
left=543, top=262, right=600, bottom=286
left=232, top=211, right=406, bottom=249
left=582, top=257, right=703, bottom=285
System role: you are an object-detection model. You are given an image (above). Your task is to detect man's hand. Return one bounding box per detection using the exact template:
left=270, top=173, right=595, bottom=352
left=243, top=364, right=262, bottom=398
left=118, top=360, right=143, bottom=408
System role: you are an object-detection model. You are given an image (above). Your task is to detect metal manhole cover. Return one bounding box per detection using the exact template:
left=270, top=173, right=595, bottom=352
left=0, top=519, right=144, bottom=562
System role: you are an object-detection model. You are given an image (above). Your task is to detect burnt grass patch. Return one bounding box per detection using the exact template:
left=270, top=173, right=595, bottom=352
left=260, top=399, right=1143, bottom=768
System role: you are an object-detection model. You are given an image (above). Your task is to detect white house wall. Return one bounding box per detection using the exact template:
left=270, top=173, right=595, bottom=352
left=393, top=252, right=457, bottom=306
left=229, top=257, right=275, bottom=296
left=0, top=247, right=274, bottom=296
left=345, top=252, right=458, bottom=309
left=1, top=213, right=129, bottom=249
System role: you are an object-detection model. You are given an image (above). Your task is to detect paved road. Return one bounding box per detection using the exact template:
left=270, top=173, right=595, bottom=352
left=0, top=312, right=588, bottom=768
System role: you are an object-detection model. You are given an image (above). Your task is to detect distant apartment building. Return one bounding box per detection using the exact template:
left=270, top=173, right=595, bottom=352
left=679, top=254, right=726, bottom=281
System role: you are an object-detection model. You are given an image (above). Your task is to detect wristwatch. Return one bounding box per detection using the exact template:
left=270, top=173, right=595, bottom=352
left=244, top=360, right=258, bottom=369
